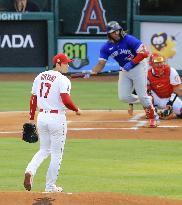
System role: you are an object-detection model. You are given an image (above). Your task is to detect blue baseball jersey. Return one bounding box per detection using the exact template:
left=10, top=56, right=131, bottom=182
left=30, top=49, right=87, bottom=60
left=99, top=34, right=143, bottom=67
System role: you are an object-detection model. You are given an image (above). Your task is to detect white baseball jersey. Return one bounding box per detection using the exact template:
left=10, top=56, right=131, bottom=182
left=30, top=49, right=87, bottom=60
left=169, top=67, right=181, bottom=85
left=32, top=70, right=71, bottom=111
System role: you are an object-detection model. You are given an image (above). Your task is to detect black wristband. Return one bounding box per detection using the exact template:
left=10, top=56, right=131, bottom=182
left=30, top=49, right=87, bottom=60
left=167, top=93, right=178, bottom=107
left=166, top=101, right=173, bottom=106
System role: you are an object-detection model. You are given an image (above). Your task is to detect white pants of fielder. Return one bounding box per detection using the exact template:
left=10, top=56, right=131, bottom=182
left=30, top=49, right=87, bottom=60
left=118, top=60, right=152, bottom=108
left=151, top=91, right=182, bottom=115
left=25, top=111, right=67, bottom=190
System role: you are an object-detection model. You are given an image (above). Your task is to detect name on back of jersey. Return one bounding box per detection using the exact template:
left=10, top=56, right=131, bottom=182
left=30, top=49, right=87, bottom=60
left=41, top=74, right=56, bottom=82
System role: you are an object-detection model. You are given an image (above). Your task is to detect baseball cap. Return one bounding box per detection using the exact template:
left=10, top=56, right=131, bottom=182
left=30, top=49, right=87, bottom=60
left=52, top=53, right=73, bottom=65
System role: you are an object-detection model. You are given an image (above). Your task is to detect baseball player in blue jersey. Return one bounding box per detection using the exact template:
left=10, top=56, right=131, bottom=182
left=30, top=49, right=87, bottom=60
left=90, top=21, right=159, bottom=127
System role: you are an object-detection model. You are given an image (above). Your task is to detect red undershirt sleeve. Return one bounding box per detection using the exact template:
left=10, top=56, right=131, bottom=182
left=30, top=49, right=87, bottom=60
left=29, top=94, right=37, bottom=120
left=132, top=45, right=149, bottom=64
left=60, top=93, right=78, bottom=112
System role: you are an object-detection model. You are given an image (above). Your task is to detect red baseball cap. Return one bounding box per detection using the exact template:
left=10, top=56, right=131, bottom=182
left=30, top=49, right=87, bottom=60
left=52, top=53, right=73, bottom=65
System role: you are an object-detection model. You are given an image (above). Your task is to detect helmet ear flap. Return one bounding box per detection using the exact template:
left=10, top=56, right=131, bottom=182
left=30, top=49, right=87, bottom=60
left=120, top=28, right=126, bottom=38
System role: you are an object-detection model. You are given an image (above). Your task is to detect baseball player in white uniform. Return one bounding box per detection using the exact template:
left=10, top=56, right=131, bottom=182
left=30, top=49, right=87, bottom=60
left=23, top=53, right=81, bottom=192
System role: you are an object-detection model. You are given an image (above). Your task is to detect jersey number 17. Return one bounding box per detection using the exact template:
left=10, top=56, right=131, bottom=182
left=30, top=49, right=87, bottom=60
left=40, top=82, right=51, bottom=98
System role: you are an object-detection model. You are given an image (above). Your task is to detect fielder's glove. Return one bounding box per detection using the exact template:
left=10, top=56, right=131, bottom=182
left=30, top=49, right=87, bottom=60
left=158, top=106, right=175, bottom=120
left=22, top=123, right=38, bottom=143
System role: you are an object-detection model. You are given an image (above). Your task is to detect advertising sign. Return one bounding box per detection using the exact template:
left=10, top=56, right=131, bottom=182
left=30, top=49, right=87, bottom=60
left=0, top=21, right=48, bottom=67
left=141, top=22, right=182, bottom=71
left=57, top=39, right=119, bottom=73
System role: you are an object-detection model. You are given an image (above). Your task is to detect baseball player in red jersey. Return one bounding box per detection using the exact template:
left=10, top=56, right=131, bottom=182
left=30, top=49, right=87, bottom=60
left=148, top=53, right=182, bottom=118
left=23, top=53, right=81, bottom=192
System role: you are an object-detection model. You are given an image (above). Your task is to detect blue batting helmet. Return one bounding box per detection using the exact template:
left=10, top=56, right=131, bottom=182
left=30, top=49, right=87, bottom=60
left=106, top=21, right=122, bottom=34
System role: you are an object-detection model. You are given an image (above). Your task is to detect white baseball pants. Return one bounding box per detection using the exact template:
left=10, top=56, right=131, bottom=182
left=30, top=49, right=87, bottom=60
left=152, top=91, right=182, bottom=115
left=25, top=111, right=67, bottom=190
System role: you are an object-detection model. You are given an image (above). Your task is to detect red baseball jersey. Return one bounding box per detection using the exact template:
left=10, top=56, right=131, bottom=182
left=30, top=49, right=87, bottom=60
left=148, top=65, right=173, bottom=98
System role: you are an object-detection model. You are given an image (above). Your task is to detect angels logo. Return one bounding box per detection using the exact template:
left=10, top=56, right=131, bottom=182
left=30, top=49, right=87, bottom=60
left=76, top=0, right=107, bottom=34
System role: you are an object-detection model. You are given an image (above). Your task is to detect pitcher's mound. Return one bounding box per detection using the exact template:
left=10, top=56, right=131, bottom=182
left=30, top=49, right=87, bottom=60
left=0, top=192, right=182, bottom=205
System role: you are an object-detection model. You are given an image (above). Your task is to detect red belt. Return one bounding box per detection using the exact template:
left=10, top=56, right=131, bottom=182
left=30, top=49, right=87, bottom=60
left=39, top=109, right=58, bottom=113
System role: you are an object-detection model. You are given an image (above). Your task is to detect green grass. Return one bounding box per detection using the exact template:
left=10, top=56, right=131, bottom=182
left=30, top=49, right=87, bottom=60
left=0, top=82, right=31, bottom=111
left=1, top=138, right=182, bottom=199
left=0, top=79, right=181, bottom=200
left=0, top=81, right=142, bottom=111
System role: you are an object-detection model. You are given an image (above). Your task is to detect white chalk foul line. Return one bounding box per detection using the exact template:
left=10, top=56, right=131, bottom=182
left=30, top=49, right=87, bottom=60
left=158, top=125, right=181, bottom=128
left=0, top=125, right=182, bottom=134
left=0, top=131, right=21, bottom=134
left=68, top=126, right=182, bottom=130
left=0, top=128, right=141, bottom=133
left=133, top=120, right=148, bottom=129
left=69, top=128, right=138, bottom=131
left=128, top=113, right=148, bottom=129
left=68, top=120, right=137, bottom=123
left=128, top=113, right=146, bottom=122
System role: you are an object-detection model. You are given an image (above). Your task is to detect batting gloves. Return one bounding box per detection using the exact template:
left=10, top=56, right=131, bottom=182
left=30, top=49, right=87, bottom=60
left=122, top=61, right=136, bottom=71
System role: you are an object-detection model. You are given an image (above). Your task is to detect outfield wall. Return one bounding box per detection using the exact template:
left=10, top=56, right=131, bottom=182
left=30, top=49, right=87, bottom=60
left=0, top=0, right=182, bottom=75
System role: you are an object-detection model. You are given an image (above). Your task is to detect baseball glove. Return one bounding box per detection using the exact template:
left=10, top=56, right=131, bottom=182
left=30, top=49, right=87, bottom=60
left=22, top=123, right=38, bottom=143
left=158, top=106, right=176, bottom=120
